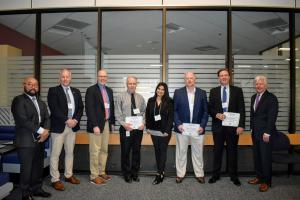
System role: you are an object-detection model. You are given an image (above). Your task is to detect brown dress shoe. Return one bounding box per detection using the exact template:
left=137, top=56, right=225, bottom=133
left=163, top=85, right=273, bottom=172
left=247, top=178, right=260, bottom=185
left=90, top=177, right=106, bottom=185
left=52, top=181, right=65, bottom=191
left=99, top=174, right=112, bottom=181
left=176, top=177, right=184, bottom=183
left=196, top=177, right=205, bottom=184
left=259, top=183, right=269, bottom=192
left=65, top=176, right=80, bottom=184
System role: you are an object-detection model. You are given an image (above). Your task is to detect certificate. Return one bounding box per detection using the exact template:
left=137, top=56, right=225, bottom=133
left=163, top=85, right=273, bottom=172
left=222, top=112, right=240, bottom=127
left=125, top=116, right=143, bottom=130
left=182, top=123, right=200, bottom=136
left=147, top=129, right=168, bottom=137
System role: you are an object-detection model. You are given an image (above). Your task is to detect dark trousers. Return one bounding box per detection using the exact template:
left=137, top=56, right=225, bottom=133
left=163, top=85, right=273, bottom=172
left=120, top=126, right=143, bottom=177
left=252, top=134, right=272, bottom=184
left=212, top=127, right=239, bottom=178
left=151, top=134, right=171, bottom=174
left=17, top=143, right=44, bottom=197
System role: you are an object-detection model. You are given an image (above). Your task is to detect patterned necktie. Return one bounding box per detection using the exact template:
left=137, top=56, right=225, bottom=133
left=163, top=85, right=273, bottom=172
left=131, top=93, right=137, bottom=116
left=32, top=96, right=41, bottom=123
left=255, top=94, right=260, bottom=111
left=222, top=86, right=227, bottom=112
left=100, top=87, right=109, bottom=120
left=65, top=88, right=73, bottom=118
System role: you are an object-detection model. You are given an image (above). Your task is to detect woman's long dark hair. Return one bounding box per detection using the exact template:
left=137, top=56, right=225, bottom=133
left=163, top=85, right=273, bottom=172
left=153, top=82, right=170, bottom=102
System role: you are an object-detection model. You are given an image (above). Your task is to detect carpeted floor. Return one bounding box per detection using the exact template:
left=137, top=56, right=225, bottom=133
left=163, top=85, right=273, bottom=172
left=5, top=174, right=300, bottom=200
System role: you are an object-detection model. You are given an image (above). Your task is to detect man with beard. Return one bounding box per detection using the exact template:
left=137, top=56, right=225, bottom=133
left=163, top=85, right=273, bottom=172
left=11, top=77, right=51, bottom=200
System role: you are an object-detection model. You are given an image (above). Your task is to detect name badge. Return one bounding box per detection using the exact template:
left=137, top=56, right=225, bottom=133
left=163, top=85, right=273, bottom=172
left=126, top=131, right=130, bottom=137
left=133, top=108, right=140, bottom=115
left=154, top=115, right=161, bottom=121
left=68, top=103, right=72, bottom=109
left=104, top=103, right=110, bottom=109
left=222, top=102, right=228, bottom=109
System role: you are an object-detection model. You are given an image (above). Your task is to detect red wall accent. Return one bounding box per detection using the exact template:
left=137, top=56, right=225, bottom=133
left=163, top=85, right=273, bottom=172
left=0, top=23, right=64, bottom=56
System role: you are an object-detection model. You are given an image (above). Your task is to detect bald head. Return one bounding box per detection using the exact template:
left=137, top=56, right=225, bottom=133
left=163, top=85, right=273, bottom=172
left=23, top=76, right=39, bottom=96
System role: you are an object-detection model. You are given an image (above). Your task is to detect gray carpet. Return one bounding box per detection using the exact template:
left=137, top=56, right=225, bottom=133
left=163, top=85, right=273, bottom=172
left=6, top=175, right=300, bottom=200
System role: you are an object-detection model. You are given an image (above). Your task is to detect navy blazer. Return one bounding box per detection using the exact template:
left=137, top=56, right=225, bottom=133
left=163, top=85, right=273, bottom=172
left=250, top=90, right=278, bottom=140
left=173, top=87, right=208, bottom=133
left=209, top=85, right=245, bottom=133
left=11, top=94, right=50, bottom=147
left=48, top=85, right=84, bottom=133
left=85, top=84, right=115, bottom=133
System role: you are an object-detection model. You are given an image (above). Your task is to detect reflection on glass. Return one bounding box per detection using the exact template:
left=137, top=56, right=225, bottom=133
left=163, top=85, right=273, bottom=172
left=102, top=11, right=162, bottom=103
left=0, top=14, right=35, bottom=125
left=295, top=13, right=300, bottom=131
left=166, top=11, right=227, bottom=131
left=233, top=11, right=290, bottom=131
left=40, top=12, right=98, bottom=130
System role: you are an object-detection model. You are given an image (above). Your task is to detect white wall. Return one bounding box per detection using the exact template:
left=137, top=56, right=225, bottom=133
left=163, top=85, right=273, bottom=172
left=231, top=0, right=296, bottom=8
left=0, top=0, right=299, bottom=11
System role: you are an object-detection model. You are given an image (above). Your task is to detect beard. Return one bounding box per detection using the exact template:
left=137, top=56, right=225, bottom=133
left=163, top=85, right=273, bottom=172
left=24, top=88, right=37, bottom=96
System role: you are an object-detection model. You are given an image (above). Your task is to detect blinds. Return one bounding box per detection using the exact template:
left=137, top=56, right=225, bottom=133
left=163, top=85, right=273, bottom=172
left=40, top=55, right=97, bottom=130
left=168, top=55, right=226, bottom=130
left=234, top=55, right=290, bottom=131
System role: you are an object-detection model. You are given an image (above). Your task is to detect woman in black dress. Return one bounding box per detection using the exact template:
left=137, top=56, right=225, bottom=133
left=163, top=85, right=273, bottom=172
left=146, top=82, right=173, bottom=185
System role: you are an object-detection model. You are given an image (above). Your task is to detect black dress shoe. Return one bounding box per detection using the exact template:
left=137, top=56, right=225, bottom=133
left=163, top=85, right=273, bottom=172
left=32, top=189, right=51, bottom=198
left=208, top=176, right=220, bottom=184
left=124, top=175, right=132, bottom=183
left=22, top=194, right=34, bottom=200
left=152, top=174, right=164, bottom=185
left=132, top=175, right=140, bottom=182
left=230, top=177, right=241, bottom=186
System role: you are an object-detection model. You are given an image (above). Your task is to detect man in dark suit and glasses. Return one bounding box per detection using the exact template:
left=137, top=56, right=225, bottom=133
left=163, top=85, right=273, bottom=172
left=48, top=68, right=84, bottom=190
left=208, top=68, right=245, bottom=186
left=85, top=69, right=115, bottom=185
left=248, top=75, right=278, bottom=192
left=11, top=77, right=51, bottom=200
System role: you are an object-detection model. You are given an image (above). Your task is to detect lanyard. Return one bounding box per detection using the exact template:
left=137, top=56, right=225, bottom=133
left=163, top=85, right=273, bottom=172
left=154, top=101, right=162, bottom=117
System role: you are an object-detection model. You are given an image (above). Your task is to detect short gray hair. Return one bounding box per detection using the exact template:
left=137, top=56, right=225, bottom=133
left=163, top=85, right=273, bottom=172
left=254, top=75, right=268, bottom=86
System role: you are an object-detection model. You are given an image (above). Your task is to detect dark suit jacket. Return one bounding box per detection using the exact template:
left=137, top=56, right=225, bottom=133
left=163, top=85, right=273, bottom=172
left=145, top=97, right=173, bottom=134
left=173, top=87, right=208, bottom=133
left=11, top=94, right=50, bottom=148
left=250, top=90, right=278, bottom=139
left=209, top=85, right=245, bottom=133
left=85, top=84, right=115, bottom=133
left=47, top=85, right=84, bottom=133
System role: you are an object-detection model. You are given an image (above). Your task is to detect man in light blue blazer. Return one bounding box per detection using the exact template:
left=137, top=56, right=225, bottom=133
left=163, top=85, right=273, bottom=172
left=173, top=72, right=208, bottom=184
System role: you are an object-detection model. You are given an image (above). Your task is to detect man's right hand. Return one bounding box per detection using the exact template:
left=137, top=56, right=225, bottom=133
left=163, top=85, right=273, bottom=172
left=93, top=126, right=101, bottom=135
left=123, top=123, right=133, bottom=131
left=178, top=125, right=184, bottom=133
left=216, top=113, right=226, bottom=121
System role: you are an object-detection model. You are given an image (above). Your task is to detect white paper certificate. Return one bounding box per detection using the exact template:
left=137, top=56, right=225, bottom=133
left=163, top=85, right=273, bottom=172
left=182, top=123, right=200, bottom=136
left=222, top=112, right=240, bottom=127
left=125, top=116, right=143, bottom=130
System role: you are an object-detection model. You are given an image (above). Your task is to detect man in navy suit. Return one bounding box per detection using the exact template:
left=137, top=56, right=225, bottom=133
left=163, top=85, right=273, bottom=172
left=208, top=68, right=245, bottom=186
left=11, top=77, right=51, bottom=200
left=173, top=72, right=208, bottom=184
left=85, top=69, right=115, bottom=185
left=48, top=68, right=84, bottom=191
left=248, top=75, right=278, bottom=192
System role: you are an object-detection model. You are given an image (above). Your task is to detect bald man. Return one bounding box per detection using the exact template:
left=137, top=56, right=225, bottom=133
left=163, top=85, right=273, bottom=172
left=11, top=77, right=51, bottom=200
left=173, top=72, right=208, bottom=184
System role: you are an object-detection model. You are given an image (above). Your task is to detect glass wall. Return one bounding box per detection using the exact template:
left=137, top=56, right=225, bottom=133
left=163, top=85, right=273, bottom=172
left=166, top=11, right=227, bottom=130
left=296, top=13, right=300, bottom=132
left=232, top=11, right=290, bottom=131
left=101, top=11, right=163, bottom=108
left=40, top=12, right=98, bottom=130
left=0, top=14, right=36, bottom=125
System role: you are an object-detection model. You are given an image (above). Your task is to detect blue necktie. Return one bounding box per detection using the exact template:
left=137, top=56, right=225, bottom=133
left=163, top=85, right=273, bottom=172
left=222, top=87, right=227, bottom=112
